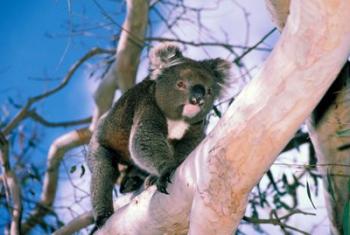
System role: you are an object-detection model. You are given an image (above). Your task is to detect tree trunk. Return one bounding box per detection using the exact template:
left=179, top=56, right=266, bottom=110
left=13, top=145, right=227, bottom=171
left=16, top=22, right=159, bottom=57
left=98, top=0, right=350, bottom=234
left=307, top=63, right=350, bottom=235
left=266, top=1, right=350, bottom=234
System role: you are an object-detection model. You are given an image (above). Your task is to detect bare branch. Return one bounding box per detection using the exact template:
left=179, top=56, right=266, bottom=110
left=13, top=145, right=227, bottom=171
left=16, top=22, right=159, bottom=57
left=27, top=110, right=92, bottom=128
left=243, top=209, right=315, bottom=235
left=90, top=0, right=149, bottom=130
left=53, top=212, right=94, bottom=235
left=0, top=133, right=22, bottom=235
left=21, top=128, right=92, bottom=234
left=2, top=47, right=111, bottom=136
left=145, top=37, right=272, bottom=52
left=234, top=28, right=277, bottom=65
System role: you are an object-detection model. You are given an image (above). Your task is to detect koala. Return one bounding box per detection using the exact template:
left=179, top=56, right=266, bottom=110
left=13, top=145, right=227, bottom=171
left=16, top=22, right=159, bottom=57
left=86, top=43, right=231, bottom=228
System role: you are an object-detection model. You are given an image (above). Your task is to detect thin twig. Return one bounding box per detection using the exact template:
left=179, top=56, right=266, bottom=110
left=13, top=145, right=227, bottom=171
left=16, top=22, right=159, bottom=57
left=0, top=133, right=22, bottom=235
left=2, top=47, right=110, bottom=136
left=146, top=37, right=272, bottom=52
left=234, top=28, right=277, bottom=64
left=27, top=110, right=92, bottom=128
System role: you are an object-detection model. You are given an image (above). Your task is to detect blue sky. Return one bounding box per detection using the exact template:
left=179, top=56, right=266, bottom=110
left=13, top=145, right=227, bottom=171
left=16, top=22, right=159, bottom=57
left=0, top=0, right=125, bottom=160
left=0, top=0, right=124, bottom=118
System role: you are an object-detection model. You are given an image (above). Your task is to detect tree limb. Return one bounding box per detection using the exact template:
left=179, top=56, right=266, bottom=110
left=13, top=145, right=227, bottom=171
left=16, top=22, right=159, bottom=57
left=27, top=110, right=92, bottom=128
left=90, top=0, right=149, bottom=130
left=0, top=133, right=22, bottom=235
left=2, top=47, right=110, bottom=136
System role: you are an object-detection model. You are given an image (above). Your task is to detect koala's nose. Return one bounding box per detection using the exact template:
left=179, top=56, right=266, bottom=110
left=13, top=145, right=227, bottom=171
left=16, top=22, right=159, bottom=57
left=190, top=84, right=205, bottom=105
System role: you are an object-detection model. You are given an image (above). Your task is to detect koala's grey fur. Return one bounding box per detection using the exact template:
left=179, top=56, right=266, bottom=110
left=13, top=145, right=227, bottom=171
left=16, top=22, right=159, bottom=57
left=86, top=43, right=231, bottom=228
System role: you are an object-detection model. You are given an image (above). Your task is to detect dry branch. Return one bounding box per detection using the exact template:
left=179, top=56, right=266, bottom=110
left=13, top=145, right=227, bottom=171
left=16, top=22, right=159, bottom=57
left=0, top=133, right=22, bottom=235
left=21, top=128, right=92, bottom=234
left=2, top=47, right=109, bottom=136
left=96, top=0, right=350, bottom=234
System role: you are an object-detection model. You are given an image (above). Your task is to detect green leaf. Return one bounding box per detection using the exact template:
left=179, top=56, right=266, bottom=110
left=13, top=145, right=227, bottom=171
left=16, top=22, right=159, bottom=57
left=336, top=129, right=350, bottom=137
left=306, top=180, right=316, bottom=209
left=327, top=169, right=336, bottom=202
left=343, top=201, right=350, bottom=235
left=70, top=165, right=77, bottom=174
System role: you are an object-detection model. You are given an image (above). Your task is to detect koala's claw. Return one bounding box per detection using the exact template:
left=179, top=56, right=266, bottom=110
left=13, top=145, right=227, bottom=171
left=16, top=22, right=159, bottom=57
left=144, top=175, right=158, bottom=188
left=156, top=166, right=177, bottom=194
left=157, top=182, right=169, bottom=194
left=156, top=176, right=169, bottom=194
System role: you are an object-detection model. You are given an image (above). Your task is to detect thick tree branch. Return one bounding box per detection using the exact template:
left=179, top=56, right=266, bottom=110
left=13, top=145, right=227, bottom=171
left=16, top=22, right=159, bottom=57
left=90, top=0, right=149, bottom=130
left=307, top=63, right=350, bottom=235
left=97, top=0, right=350, bottom=234
left=52, top=212, right=94, bottom=235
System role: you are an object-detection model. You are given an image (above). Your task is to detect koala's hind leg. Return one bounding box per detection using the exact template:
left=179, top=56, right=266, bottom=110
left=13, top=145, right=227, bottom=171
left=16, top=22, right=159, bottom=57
left=86, top=140, right=119, bottom=228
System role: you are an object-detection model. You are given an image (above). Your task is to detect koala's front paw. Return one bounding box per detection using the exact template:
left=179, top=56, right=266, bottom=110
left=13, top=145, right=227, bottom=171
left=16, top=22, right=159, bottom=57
left=144, top=175, right=158, bottom=188
left=156, top=166, right=177, bottom=194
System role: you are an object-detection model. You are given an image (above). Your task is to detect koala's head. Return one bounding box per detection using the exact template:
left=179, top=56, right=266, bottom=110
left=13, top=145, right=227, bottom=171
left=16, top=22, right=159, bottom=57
left=150, top=43, right=231, bottom=123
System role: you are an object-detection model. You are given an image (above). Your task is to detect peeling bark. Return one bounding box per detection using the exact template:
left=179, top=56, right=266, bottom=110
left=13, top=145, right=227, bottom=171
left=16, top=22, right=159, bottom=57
left=98, top=0, right=350, bottom=234
left=265, top=0, right=290, bottom=31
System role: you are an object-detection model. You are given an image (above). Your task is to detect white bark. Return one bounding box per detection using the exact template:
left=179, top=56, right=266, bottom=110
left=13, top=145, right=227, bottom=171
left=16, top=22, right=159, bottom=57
left=98, top=0, right=350, bottom=234
left=90, top=0, right=149, bottom=131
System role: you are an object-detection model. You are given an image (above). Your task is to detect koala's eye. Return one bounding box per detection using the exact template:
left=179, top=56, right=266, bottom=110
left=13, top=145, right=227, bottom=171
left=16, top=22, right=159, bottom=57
left=207, top=88, right=212, bottom=95
left=176, top=80, right=186, bottom=89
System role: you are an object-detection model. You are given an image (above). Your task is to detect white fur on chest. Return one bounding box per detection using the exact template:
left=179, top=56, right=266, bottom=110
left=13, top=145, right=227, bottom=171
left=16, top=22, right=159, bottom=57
left=167, top=119, right=189, bottom=140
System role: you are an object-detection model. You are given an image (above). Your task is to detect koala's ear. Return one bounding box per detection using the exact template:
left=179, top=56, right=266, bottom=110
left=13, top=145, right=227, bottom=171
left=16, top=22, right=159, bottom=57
left=149, top=43, right=183, bottom=78
left=202, top=58, right=232, bottom=95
